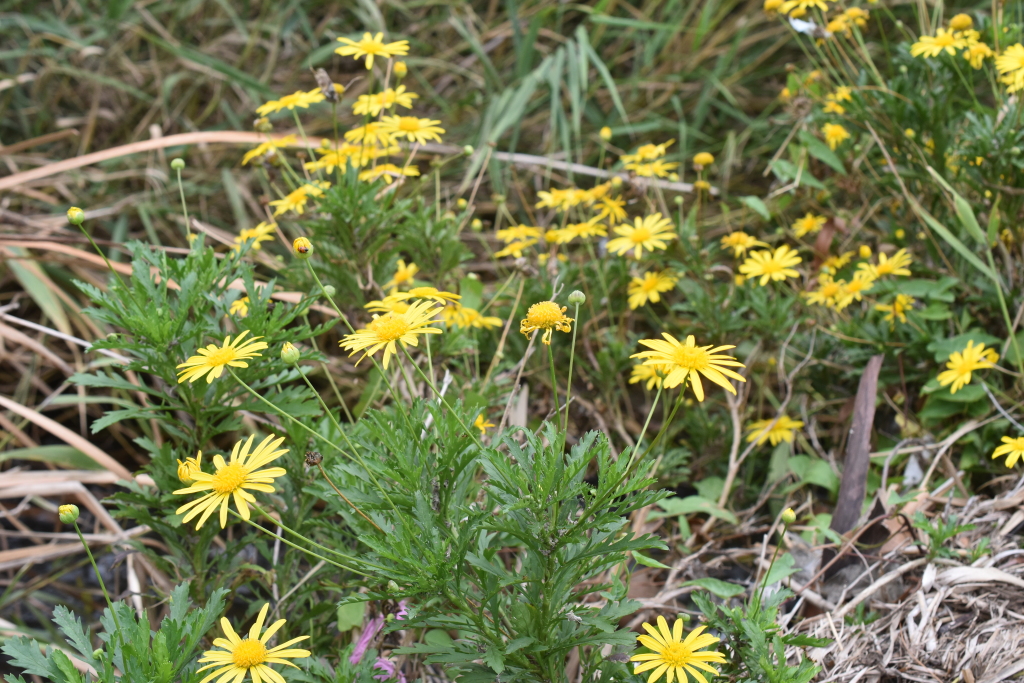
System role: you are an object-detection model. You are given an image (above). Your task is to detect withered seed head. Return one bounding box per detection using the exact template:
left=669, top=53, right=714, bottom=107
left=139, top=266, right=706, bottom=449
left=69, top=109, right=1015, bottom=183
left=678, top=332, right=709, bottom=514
left=305, top=450, right=323, bottom=466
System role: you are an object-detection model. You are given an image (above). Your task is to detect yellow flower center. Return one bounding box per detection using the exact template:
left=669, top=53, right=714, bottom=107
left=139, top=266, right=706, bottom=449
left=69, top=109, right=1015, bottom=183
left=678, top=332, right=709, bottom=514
left=659, top=642, right=695, bottom=668
left=212, top=463, right=247, bottom=494
left=671, top=344, right=710, bottom=370
left=934, top=33, right=956, bottom=47
left=370, top=313, right=411, bottom=341
left=397, top=117, right=421, bottom=132
left=232, top=638, right=268, bottom=667
left=641, top=278, right=661, bottom=292
left=525, top=302, right=565, bottom=329
left=630, top=227, right=652, bottom=244
left=759, top=259, right=784, bottom=274
left=205, top=347, right=240, bottom=367
left=820, top=283, right=841, bottom=297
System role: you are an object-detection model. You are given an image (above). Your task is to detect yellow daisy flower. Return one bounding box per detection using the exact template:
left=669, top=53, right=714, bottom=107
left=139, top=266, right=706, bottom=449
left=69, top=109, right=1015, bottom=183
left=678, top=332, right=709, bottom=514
left=520, top=301, right=573, bottom=345
left=778, top=0, right=829, bottom=17
left=630, top=615, right=726, bottom=683
left=875, top=293, right=915, bottom=326
left=176, top=331, right=268, bottom=384
left=177, top=451, right=202, bottom=484
left=964, top=41, right=994, bottom=69
left=352, top=86, right=418, bottom=116
left=996, top=44, right=1024, bottom=93
left=383, top=259, right=419, bottom=291
left=365, top=295, right=411, bottom=315
left=823, top=100, right=845, bottom=115
left=443, top=305, right=503, bottom=330
left=255, top=89, right=324, bottom=116
left=494, top=239, right=538, bottom=258
left=378, top=116, right=445, bottom=144
left=911, top=28, right=967, bottom=58
left=626, top=159, right=680, bottom=178
left=174, top=434, right=288, bottom=529
left=629, top=363, right=670, bottom=391
left=229, top=297, right=250, bottom=318
left=791, top=212, right=827, bottom=238
left=822, top=123, right=851, bottom=150
left=607, top=213, right=677, bottom=259
left=233, top=221, right=277, bottom=252
left=621, top=140, right=675, bottom=164
left=820, top=251, right=854, bottom=273
left=631, top=333, right=746, bottom=402
left=496, top=225, right=544, bottom=243
left=595, top=195, right=627, bottom=223
left=949, top=13, right=973, bottom=31
left=738, top=245, right=802, bottom=286
left=859, top=248, right=912, bottom=278
left=197, top=602, right=310, bottom=683
left=344, top=122, right=395, bottom=146
left=565, top=217, right=608, bottom=240
left=358, top=163, right=420, bottom=184
left=720, top=232, right=767, bottom=258
left=992, top=436, right=1024, bottom=468
left=241, top=135, right=297, bottom=166
left=628, top=271, right=679, bottom=310
left=535, top=187, right=590, bottom=211
left=746, top=415, right=805, bottom=446
left=335, top=32, right=410, bottom=70
left=340, top=299, right=442, bottom=369
left=474, top=413, right=495, bottom=434
left=269, top=182, right=329, bottom=216
left=834, top=271, right=875, bottom=310
left=804, top=273, right=844, bottom=308
left=306, top=143, right=397, bottom=172
left=937, top=340, right=998, bottom=394
left=832, top=86, right=853, bottom=101
left=387, top=286, right=460, bottom=305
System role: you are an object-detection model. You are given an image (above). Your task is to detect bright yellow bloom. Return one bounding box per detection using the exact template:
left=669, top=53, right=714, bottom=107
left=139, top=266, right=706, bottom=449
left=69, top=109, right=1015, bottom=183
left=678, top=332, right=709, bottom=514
left=607, top=213, right=676, bottom=259
left=764, top=0, right=783, bottom=13
left=305, top=142, right=398, bottom=173
left=388, top=286, right=460, bottom=305
left=535, top=187, right=590, bottom=211
left=626, top=159, right=680, bottom=178
left=820, top=251, right=854, bottom=273
left=358, top=163, right=420, bottom=184
left=176, top=331, right=268, bottom=384
left=599, top=126, right=613, bottom=140
left=197, top=602, right=310, bottom=683
left=822, top=123, right=851, bottom=150
left=996, top=44, right=1024, bottom=93
left=805, top=273, right=844, bottom=308
left=834, top=270, right=875, bottom=310
left=241, top=135, right=297, bottom=165
left=229, top=297, right=250, bottom=318
left=383, top=259, right=419, bottom=291
left=993, top=436, right=1024, bottom=468
left=335, top=32, right=409, bottom=70
left=843, top=7, right=868, bottom=26
left=344, top=122, right=395, bottom=146
left=875, top=293, right=915, bottom=326
left=823, top=100, right=845, bottom=114
left=832, top=86, right=853, bottom=101
left=720, top=232, right=767, bottom=258
left=520, top=301, right=573, bottom=344
left=233, top=221, right=277, bottom=252
left=629, top=363, right=670, bottom=391
left=496, top=225, right=543, bottom=243
left=631, top=616, right=726, bottom=683
left=565, top=218, right=608, bottom=240
left=738, top=245, right=802, bottom=286
left=627, top=271, right=679, bottom=310
left=746, top=415, right=805, bottom=446
left=911, top=28, right=967, bottom=58
left=177, top=451, right=202, bottom=484
left=632, top=334, right=746, bottom=402
left=963, top=40, right=994, bottom=69
left=936, top=340, right=998, bottom=394
left=948, top=13, right=973, bottom=31
left=352, top=86, right=418, bottom=116
left=364, top=295, right=411, bottom=315
left=256, top=89, right=324, bottom=116
left=341, top=300, right=442, bottom=369
left=779, top=0, right=829, bottom=17
left=545, top=228, right=575, bottom=245
left=595, top=196, right=627, bottom=223
left=622, top=140, right=675, bottom=164
left=474, top=413, right=496, bottom=434
left=443, top=304, right=503, bottom=330
left=791, top=212, right=827, bottom=238
left=860, top=248, right=912, bottom=278
left=693, top=152, right=715, bottom=167
left=378, top=116, right=445, bottom=144
left=269, top=182, right=328, bottom=216
left=494, top=239, right=538, bottom=258
left=175, top=434, right=288, bottom=529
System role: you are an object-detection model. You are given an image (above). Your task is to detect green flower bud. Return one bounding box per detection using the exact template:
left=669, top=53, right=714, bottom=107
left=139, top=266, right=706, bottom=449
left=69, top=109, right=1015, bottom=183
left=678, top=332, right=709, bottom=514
left=323, top=284, right=336, bottom=297
left=293, top=237, right=313, bottom=259
left=59, top=504, right=80, bottom=524
left=66, top=207, right=85, bottom=225
left=463, top=145, right=474, bottom=156
left=781, top=508, right=796, bottom=526
left=470, top=218, right=483, bottom=232
left=280, top=342, right=300, bottom=364
left=568, top=290, right=586, bottom=305
left=171, top=158, right=185, bottom=171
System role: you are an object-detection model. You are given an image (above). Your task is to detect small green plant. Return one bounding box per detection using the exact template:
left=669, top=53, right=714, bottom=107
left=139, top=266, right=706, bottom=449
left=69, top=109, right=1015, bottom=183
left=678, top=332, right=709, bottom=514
left=911, top=511, right=976, bottom=560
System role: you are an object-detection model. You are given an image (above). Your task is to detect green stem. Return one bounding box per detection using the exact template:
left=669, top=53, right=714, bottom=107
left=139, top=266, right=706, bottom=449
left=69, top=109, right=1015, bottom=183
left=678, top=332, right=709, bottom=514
left=175, top=168, right=190, bottom=233
left=236, top=509, right=370, bottom=576
left=73, top=522, right=123, bottom=636
left=547, top=341, right=563, bottom=432
left=74, top=223, right=127, bottom=290
left=755, top=527, right=785, bottom=614
left=563, top=302, right=581, bottom=435
left=401, top=346, right=483, bottom=448
left=986, top=249, right=1024, bottom=378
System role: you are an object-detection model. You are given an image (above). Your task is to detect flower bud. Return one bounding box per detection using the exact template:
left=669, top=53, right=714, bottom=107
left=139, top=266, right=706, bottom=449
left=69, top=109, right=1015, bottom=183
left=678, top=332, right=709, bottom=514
left=305, top=450, right=323, bottom=467
left=293, top=237, right=313, bottom=259
left=177, top=452, right=202, bottom=483
left=673, top=195, right=684, bottom=205
left=66, top=207, right=85, bottom=225
left=171, top=158, right=185, bottom=171
left=781, top=508, right=797, bottom=526
left=323, top=284, right=337, bottom=297
left=611, top=176, right=623, bottom=188
left=254, top=117, right=273, bottom=133
left=281, top=342, right=300, bottom=364
left=470, top=218, right=483, bottom=232
left=599, top=126, right=612, bottom=141
left=393, top=61, right=408, bottom=78
left=693, top=152, right=715, bottom=168
left=859, top=244, right=871, bottom=258
left=463, top=145, right=474, bottom=156
left=668, top=173, right=680, bottom=182
left=387, top=580, right=400, bottom=593
left=457, top=198, right=468, bottom=210
left=568, top=290, right=586, bottom=305
left=59, top=504, right=80, bottom=524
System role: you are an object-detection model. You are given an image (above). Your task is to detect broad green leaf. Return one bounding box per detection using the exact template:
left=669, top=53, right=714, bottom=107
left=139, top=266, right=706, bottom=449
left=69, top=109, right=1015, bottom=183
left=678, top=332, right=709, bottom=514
left=907, top=196, right=996, bottom=281
left=739, top=195, right=771, bottom=220
left=0, top=445, right=103, bottom=470
left=336, top=601, right=366, bottom=632
left=762, top=552, right=800, bottom=586
left=650, top=495, right=737, bottom=524
left=798, top=130, right=846, bottom=174
left=682, top=577, right=745, bottom=598
left=631, top=551, right=671, bottom=569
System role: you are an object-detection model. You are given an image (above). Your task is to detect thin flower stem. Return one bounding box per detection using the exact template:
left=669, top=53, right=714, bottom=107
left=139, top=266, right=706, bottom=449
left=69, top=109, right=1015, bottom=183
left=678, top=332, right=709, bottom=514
left=296, top=370, right=397, bottom=512
left=638, top=390, right=686, bottom=461
left=316, top=462, right=383, bottom=531
left=74, top=224, right=128, bottom=291
left=755, top=526, right=786, bottom=613
left=72, top=522, right=123, bottom=635
left=236, top=510, right=370, bottom=576
left=248, top=504, right=378, bottom=567
left=547, top=341, right=563, bottom=432
left=400, top=346, right=483, bottom=448
left=175, top=168, right=190, bottom=232
left=563, top=302, right=581, bottom=434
